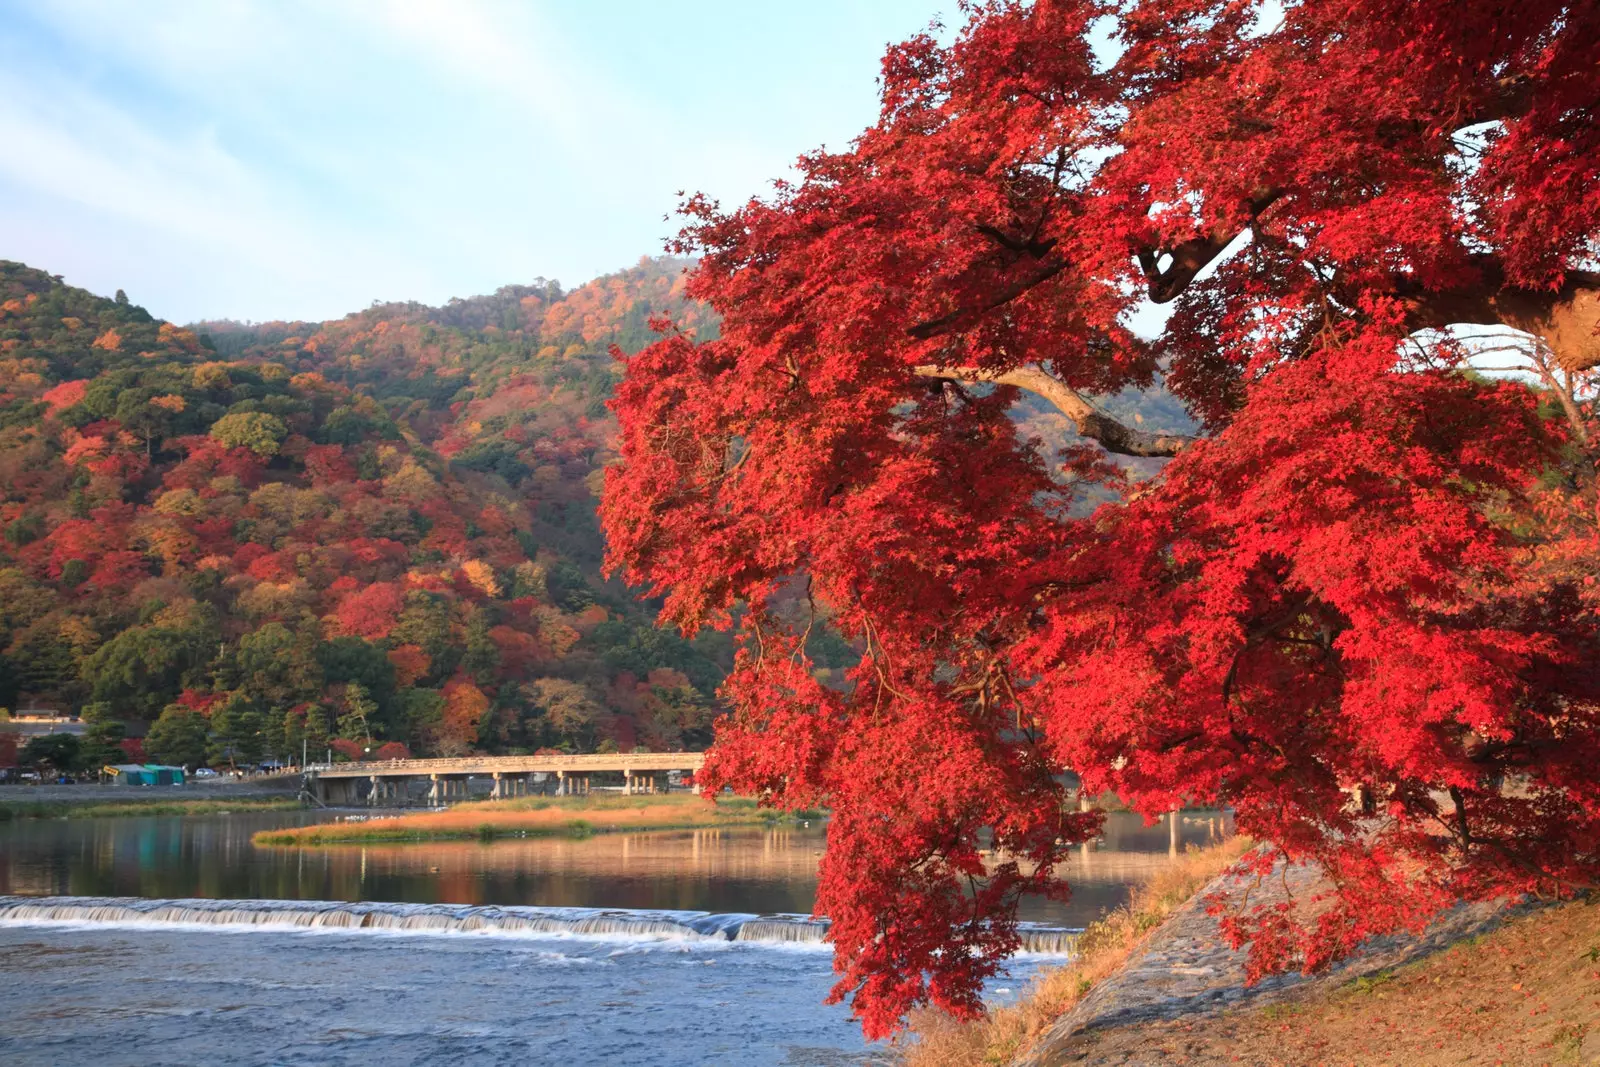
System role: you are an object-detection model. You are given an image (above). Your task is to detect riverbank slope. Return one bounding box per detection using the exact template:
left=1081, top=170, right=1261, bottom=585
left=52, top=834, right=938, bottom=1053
left=1034, top=895, right=1599, bottom=1065
left=905, top=844, right=1598, bottom=1066
left=0, top=779, right=304, bottom=820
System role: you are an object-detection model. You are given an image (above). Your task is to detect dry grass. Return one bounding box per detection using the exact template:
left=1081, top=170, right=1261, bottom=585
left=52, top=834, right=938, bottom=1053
left=252, top=793, right=817, bottom=845
left=1045, top=895, right=1600, bottom=1066
left=901, top=836, right=1256, bottom=1067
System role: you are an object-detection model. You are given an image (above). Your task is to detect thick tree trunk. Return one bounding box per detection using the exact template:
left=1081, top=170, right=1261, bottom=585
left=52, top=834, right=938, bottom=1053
left=1397, top=262, right=1600, bottom=371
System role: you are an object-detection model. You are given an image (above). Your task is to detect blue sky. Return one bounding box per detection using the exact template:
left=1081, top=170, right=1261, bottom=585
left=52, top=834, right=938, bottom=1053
left=0, top=1, right=943, bottom=323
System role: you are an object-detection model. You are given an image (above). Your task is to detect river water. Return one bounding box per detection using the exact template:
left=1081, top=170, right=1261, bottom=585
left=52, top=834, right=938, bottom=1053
left=0, top=808, right=1231, bottom=1065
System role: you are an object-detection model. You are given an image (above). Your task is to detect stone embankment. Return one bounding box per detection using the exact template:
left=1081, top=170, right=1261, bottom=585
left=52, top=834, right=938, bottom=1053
left=0, top=775, right=302, bottom=807
left=1017, top=858, right=1523, bottom=1066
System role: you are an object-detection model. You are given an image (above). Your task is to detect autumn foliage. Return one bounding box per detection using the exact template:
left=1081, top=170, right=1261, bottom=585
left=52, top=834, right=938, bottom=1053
left=0, top=256, right=724, bottom=769
left=602, top=0, right=1600, bottom=1037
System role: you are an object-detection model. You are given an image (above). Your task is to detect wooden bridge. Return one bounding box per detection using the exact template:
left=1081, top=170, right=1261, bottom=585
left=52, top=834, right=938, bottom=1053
left=305, top=752, right=707, bottom=806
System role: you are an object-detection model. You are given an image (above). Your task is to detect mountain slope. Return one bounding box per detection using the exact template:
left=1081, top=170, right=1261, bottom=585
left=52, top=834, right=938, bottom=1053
left=0, top=257, right=725, bottom=765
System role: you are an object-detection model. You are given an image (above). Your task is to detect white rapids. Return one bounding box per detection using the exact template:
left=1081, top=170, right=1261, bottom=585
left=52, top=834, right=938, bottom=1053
left=0, top=895, right=1079, bottom=953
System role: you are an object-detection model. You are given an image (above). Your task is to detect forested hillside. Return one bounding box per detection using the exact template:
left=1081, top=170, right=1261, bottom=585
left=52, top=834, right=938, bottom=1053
left=0, top=256, right=728, bottom=767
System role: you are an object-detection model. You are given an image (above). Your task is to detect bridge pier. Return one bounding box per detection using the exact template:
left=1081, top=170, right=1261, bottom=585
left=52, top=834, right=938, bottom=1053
left=622, top=770, right=665, bottom=796
left=489, top=773, right=528, bottom=801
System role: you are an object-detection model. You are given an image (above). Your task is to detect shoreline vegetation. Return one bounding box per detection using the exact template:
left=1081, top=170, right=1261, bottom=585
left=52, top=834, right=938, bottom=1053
left=903, top=836, right=1256, bottom=1067
left=252, top=793, right=824, bottom=846
left=0, top=796, right=303, bottom=821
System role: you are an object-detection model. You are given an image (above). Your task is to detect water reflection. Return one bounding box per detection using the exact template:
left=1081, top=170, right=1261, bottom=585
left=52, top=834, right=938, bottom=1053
left=0, top=809, right=1231, bottom=928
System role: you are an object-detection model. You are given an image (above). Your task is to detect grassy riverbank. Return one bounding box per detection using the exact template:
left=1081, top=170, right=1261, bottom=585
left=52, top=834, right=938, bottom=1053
left=1130, top=894, right=1600, bottom=1066
left=905, top=837, right=1600, bottom=1066
left=903, top=836, right=1256, bottom=1066
left=0, top=796, right=303, bottom=821
left=252, top=793, right=823, bottom=845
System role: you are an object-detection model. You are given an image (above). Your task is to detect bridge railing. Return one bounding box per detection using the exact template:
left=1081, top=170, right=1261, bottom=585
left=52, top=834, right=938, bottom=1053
left=311, top=752, right=707, bottom=778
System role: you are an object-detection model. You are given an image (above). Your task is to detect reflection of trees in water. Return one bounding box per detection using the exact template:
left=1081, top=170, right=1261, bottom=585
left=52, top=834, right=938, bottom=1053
left=351, top=826, right=824, bottom=883
left=0, top=810, right=1232, bottom=927
left=999, top=810, right=1236, bottom=884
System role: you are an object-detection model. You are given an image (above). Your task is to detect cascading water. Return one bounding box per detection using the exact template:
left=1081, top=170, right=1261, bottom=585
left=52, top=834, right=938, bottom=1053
left=0, top=894, right=1079, bottom=954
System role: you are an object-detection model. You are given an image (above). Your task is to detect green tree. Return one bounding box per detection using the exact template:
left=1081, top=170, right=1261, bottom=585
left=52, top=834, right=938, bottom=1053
left=260, top=707, right=287, bottom=764
left=530, top=678, right=606, bottom=752
left=82, top=621, right=213, bottom=721
left=463, top=608, right=500, bottom=683
left=302, top=703, right=331, bottom=757
left=233, top=623, right=322, bottom=707
left=282, top=707, right=305, bottom=764
left=335, top=682, right=379, bottom=746
left=6, top=626, right=80, bottom=703
left=317, top=637, right=397, bottom=734
left=208, top=410, right=287, bottom=455
left=392, top=593, right=455, bottom=668
left=77, top=702, right=127, bottom=769
left=144, top=704, right=210, bottom=768
left=208, top=697, right=264, bottom=769
left=21, top=733, right=82, bottom=776
left=397, top=688, right=444, bottom=754
left=114, top=388, right=181, bottom=454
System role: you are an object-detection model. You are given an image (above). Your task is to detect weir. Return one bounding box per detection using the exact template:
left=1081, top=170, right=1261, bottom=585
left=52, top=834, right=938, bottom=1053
left=0, top=895, right=1080, bottom=955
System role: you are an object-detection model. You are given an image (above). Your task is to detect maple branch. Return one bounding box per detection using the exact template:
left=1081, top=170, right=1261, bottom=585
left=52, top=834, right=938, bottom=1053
left=1396, top=259, right=1600, bottom=372
left=1130, top=73, right=1543, bottom=309
left=1137, top=187, right=1282, bottom=303
left=912, top=363, right=1196, bottom=457
left=973, top=223, right=1058, bottom=259
left=906, top=259, right=1071, bottom=340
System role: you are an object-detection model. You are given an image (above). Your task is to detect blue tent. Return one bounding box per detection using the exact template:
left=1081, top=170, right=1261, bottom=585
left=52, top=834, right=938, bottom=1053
left=106, top=764, right=186, bottom=786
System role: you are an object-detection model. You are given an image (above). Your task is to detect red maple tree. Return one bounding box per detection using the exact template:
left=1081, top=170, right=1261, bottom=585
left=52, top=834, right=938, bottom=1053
left=603, top=0, right=1600, bottom=1036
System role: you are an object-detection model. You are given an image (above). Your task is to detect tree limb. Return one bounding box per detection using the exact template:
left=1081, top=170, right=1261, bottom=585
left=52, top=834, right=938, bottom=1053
left=913, top=363, right=1196, bottom=457
left=1133, top=79, right=1538, bottom=307
left=1396, top=258, right=1600, bottom=372
left=1138, top=187, right=1282, bottom=304
left=907, top=259, right=1071, bottom=340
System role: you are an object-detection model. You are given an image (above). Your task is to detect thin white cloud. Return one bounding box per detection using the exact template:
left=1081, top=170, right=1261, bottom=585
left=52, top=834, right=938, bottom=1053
left=0, top=0, right=935, bottom=321
left=352, top=0, right=587, bottom=137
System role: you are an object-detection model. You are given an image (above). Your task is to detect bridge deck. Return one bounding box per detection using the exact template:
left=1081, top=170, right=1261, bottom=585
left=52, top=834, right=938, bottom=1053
left=312, top=753, right=706, bottom=779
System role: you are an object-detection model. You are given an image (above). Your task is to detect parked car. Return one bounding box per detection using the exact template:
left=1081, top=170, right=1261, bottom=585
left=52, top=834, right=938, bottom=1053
left=54, top=774, right=77, bottom=785
left=19, top=771, right=41, bottom=783
left=193, top=767, right=220, bottom=779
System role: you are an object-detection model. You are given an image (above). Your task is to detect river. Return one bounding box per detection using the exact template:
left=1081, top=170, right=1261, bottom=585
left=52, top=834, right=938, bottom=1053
left=0, top=807, right=1231, bottom=1065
